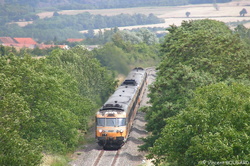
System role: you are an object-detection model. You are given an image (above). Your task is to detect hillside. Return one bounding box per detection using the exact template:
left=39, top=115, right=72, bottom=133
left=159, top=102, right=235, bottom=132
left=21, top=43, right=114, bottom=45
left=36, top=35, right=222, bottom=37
left=40, top=0, right=249, bottom=33
left=3, top=0, right=232, bottom=9
left=2, top=0, right=250, bottom=42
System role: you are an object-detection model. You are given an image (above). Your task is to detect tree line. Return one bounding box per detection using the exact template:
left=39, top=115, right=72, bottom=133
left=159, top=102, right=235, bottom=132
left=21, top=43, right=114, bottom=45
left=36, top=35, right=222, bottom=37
left=0, top=12, right=164, bottom=42
left=0, top=32, right=160, bottom=165
left=140, top=19, right=250, bottom=165
left=0, top=47, right=117, bottom=165
left=3, top=0, right=232, bottom=9
left=0, top=0, right=232, bottom=25
left=27, top=12, right=163, bottom=31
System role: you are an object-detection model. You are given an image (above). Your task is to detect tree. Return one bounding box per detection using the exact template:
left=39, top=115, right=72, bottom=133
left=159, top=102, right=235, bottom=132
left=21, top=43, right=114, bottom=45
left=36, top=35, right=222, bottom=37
left=0, top=54, right=81, bottom=153
left=140, top=19, right=250, bottom=152
left=148, top=82, right=250, bottom=165
left=185, top=11, right=191, bottom=17
left=0, top=46, right=119, bottom=163
left=140, top=65, right=217, bottom=151
left=240, top=8, right=247, bottom=16
left=234, top=24, right=250, bottom=45
left=0, top=128, right=42, bottom=166
left=0, top=45, right=6, bottom=56
left=136, top=28, right=159, bottom=45
left=53, top=11, right=60, bottom=16
left=47, top=47, right=117, bottom=106
left=85, top=28, right=95, bottom=38
left=0, top=55, right=43, bottom=165
left=93, top=43, right=130, bottom=75
left=117, top=30, right=143, bottom=44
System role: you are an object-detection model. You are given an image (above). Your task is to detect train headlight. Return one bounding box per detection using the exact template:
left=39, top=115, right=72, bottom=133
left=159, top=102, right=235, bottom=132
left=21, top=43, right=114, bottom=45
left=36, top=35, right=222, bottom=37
left=117, top=129, right=123, bottom=133
left=99, top=129, right=103, bottom=133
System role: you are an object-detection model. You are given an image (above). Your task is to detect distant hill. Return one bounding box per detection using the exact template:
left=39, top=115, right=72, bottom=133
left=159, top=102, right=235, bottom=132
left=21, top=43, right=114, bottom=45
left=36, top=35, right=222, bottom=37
left=2, top=0, right=232, bottom=9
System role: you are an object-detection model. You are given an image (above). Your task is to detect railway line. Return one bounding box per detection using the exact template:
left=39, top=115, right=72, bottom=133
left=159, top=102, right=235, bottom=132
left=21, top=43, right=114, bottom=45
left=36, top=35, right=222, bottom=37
left=69, top=67, right=155, bottom=166
left=93, top=149, right=121, bottom=166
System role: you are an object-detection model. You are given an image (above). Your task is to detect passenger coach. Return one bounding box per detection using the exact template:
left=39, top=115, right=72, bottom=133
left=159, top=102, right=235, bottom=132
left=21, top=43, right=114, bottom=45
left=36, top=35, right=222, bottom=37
left=95, top=67, right=147, bottom=149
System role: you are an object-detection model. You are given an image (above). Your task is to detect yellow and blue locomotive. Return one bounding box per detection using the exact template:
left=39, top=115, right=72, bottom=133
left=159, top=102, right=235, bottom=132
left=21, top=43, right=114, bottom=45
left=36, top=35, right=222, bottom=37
left=96, top=67, right=147, bottom=149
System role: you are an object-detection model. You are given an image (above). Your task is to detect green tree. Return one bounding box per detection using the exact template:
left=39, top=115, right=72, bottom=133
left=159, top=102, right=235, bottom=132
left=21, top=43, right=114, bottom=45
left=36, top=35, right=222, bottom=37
left=234, top=24, right=250, bottom=45
left=53, top=11, right=60, bottom=16
left=47, top=46, right=117, bottom=106
left=141, top=19, right=250, bottom=152
left=0, top=54, right=81, bottom=153
left=136, top=28, right=159, bottom=45
left=185, top=11, right=191, bottom=17
left=116, top=30, right=143, bottom=44
left=86, top=28, right=95, bottom=38
left=240, top=8, right=247, bottom=16
left=140, top=65, right=216, bottom=151
left=0, top=56, right=42, bottom=165
left=160, top=19, right=249, bottom=80
left=93, top=43, right=130, bottom=75
left=83, top=27, right=160, bottom=67
left=148, top=83, right=250, bottom=165
left=0, top=128, right=42, bottom=166
left=0, top=45, right=6, bottom=56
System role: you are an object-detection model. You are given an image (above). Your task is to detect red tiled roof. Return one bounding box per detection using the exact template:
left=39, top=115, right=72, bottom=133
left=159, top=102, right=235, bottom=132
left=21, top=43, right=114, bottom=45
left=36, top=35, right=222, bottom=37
left=0, top=37, right=69, bottom=49
left=57, top=45, right=68, bottom=49
left=67, top=38, right=84, bottom=43
left=0, top=37, right=16, bottom=44
left=14, top=37, right=37, bottom=45
left=3, top=43, right=35, bottom=49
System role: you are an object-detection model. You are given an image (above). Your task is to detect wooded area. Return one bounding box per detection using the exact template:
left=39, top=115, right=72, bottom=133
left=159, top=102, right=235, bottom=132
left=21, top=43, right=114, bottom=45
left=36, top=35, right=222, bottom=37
left=0, top=48, right=116, bottom=165
left=0, top=10, right=164, bottom=42
left=1, top=18, right=250, bottom=166
left=2, top=0, right=233, bottom=9
left=0, top=28, right=161, bottom=165
left=0, top=0, right=234, bottom=42
left=139, top=19, right=250, bottom=165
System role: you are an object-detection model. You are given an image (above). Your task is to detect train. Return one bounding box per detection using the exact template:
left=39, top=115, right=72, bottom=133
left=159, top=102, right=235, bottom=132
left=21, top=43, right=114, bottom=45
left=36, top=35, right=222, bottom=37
left=95, top=67, right=147, bottom=149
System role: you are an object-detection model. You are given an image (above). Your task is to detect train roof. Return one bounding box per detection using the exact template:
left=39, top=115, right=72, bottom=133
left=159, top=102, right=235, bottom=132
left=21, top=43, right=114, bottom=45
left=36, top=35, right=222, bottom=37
left=100, top=86, right=136, bottom=112
left=121, top=67, right=146, bottom=87
left=98, top=67, right=146, bottom=113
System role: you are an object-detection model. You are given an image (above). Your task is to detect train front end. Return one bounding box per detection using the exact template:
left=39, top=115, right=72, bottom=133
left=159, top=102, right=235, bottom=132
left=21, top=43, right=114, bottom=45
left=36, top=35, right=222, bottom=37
left=95, top=67, right=146, bottom=149
left=96, top=108, right=127, bottom=149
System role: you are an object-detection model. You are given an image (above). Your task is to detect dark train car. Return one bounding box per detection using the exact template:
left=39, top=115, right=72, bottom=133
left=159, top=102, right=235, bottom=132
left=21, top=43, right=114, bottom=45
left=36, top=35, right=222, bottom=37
left=95, top=67, right=147, bottom=149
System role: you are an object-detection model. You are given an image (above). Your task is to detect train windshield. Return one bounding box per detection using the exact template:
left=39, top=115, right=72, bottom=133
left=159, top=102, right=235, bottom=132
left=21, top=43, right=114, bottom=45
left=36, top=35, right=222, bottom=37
left=97, top=118, right=105, bottom=126
left=106, top=118, right=116, bottom=126
left=97, top=118, right=126, bottom=127
left=117, top=118, right=126, bottom=126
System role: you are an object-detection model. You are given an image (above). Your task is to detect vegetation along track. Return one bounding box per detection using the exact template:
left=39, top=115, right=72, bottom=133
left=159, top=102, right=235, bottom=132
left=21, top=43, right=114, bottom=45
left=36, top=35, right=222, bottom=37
left=69, top=67, right=155, bottom=166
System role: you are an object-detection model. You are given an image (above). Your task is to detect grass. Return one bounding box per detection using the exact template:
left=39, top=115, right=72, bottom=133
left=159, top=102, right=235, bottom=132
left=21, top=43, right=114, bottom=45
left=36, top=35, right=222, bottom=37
left=41, top=154, right=70, bottom=166
left=40, top=129, right=93, bottom=166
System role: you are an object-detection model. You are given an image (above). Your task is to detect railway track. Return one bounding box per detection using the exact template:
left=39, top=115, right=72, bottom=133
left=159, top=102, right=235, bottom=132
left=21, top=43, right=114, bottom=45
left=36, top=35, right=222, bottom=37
left=93, top=150, right=104, bottom=166
left=92, top=149, right=121, bottom=166
left=69, top=67, right=156, bottom=166
left=91, top=67, right=155, bottom=166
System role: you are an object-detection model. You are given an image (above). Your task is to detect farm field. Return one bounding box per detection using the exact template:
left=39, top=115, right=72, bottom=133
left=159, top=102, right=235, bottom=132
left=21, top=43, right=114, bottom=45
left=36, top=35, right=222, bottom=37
left=33, top=0, right=250, bottom=33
